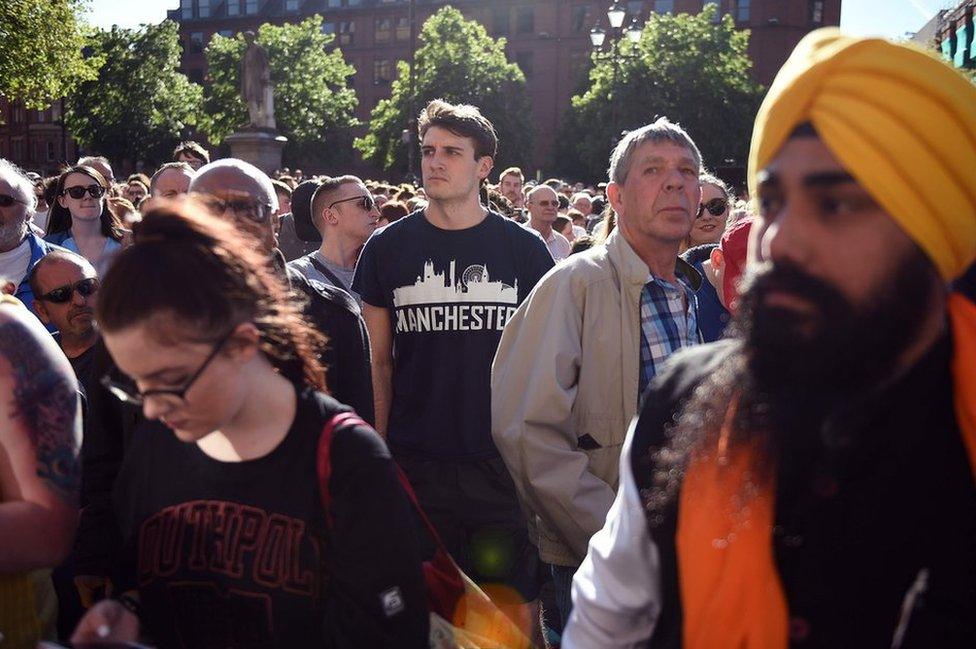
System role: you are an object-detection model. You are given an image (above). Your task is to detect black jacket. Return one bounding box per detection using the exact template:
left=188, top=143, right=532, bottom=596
left=632, top=337, right=976, bottom=648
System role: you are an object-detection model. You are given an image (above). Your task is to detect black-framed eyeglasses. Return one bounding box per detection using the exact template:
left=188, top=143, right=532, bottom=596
left=37, top=277, right=99, bottom=304
left=198, top=195, right=274, bottom=223
left=62, top=184, right=106, bottom=200
left=0, top=193, right=27, bottom=207
left=100, top=329, right=235, bottom=407
left=328, top=194, right=375, bottom=212
left=697, top=197, right=729, bottom=218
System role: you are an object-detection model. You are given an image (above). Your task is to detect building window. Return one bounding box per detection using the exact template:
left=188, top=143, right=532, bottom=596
left=516, top=51, right=534, bottom=77
left=396, top=17, right=410, bottom=41
left=285, top=0, right=300, bottom=11
left=181, top=0, right=193, bottom=19
left=373, top=59, right=393, bottom=84
left=653, top=0, right=674, bottom=15
left=375, top=18, right=392, bottom=43
left=516, top=7, right=534, bottom=34
left=328, top=0, right=361, bottom=6
left=736, top=0, right=750, bottom=21
left=12, top=138, right=23, bottom=161
left=47, top=142, right=56, bottom=162
left=322, top=21, right=336, bottom=35
left=36, top=109, right=47, bottom=123
left=227, top=0, right=239, bottom=16
left=337, top=21, right=355, bottom=45
left=492, top=8, right=509, bottom=35
left=51, top=103, right=62, bottom=121
left=572, top=5, right=591, bottom=33
left=189, top=32, right=204, bottom=53
left=12, top=105, right=24, bottom=124
left=198, top=0, right=210, bottom=18
left=245, top=0, right=258, bottom=15
left=809, top=0, right=824, bottom=25
left=218, top=29, right=234, bottom=37
left=627, top=1, right=644, bottom=19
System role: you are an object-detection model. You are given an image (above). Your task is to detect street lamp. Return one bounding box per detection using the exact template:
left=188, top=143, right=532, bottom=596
left=590, top=2, right=644, bottom=142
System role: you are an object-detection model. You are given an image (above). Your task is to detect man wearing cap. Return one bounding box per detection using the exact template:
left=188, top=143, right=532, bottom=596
left=564, top=29, right=976, bottom=648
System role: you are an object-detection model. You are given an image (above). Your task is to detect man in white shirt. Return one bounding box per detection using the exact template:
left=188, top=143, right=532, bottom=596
left=524, top=185, right=571, bottom=261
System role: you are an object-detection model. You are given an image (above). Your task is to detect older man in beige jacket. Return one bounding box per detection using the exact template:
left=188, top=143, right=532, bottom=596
left=491, top=117, right=704, bottom=633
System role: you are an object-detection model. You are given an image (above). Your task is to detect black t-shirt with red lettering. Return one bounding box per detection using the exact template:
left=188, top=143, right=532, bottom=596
left=353, top=210, right=554, bottom=461
left=110, top=386, right=428, bottom=648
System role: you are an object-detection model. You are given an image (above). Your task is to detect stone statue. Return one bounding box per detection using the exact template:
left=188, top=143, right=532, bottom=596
left=241, top=32, right=276, bottom=130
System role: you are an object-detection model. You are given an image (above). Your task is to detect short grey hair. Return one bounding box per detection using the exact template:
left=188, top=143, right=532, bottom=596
left=0, top=158, right=37, bottom=213
left=150, top=161, right=195, bottom=194
left=607, top=117, right=702, bottom=186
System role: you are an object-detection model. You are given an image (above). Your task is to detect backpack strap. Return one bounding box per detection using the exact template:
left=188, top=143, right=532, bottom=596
left=316, top=411, right=450, bottom=553
left=308, top=256, right=350, bottom=292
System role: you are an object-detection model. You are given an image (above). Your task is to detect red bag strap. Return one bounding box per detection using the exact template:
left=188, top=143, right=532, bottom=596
left=315, top=411, right=451, bottom=555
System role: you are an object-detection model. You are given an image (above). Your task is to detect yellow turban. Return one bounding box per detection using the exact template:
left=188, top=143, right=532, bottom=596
left=749, top=28, right=976, bottom=281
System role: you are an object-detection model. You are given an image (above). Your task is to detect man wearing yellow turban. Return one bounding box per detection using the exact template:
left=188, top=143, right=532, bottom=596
left=564, top=28, right=976, bottom=649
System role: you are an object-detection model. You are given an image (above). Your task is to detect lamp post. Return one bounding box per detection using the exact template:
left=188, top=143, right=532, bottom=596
left=406, top=0, right=418, bottom=181
left=590, top=2, right=643, bottom=144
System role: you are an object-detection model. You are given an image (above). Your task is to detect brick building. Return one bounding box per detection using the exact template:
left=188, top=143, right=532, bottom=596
left=935, top=0, right=975, bottom=70
left=0, top=99, right=77, bottom=176
left=171, top=0, right=839, bottom=172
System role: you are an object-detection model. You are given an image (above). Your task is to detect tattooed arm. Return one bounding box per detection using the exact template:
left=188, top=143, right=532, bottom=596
left=0, top=301, right=81, bottom=570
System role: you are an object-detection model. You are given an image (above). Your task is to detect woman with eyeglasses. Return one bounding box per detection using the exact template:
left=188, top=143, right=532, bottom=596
left=46, top=165, right=128, bottom=276
left=684, top=172, right=732, bottom=251
left=70, top=201, right=428, bottom=648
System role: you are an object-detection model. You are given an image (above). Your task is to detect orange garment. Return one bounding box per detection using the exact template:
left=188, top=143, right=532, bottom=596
left=676, top=295, right=976, bottom=648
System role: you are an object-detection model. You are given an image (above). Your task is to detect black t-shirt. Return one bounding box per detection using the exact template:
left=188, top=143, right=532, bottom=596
left=111, top=387, right=428, bottom=648
left=353, top=210, right=554, bottom=461
left=68, top=342, right=96, bottom=398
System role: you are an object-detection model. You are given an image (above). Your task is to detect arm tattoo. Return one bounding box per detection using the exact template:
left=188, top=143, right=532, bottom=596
left=0, top=321, right=81, bottom=502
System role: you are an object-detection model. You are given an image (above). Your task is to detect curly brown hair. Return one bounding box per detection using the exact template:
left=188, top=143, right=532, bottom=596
left=95, top=199, right=326, bottom=391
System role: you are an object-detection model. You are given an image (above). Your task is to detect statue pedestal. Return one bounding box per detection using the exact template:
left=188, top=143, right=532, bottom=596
left=225, top=129, right=287, bottom=175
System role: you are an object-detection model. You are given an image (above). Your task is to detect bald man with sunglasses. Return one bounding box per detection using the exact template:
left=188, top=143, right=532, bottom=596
left=288, top=175, right=380, bottom=305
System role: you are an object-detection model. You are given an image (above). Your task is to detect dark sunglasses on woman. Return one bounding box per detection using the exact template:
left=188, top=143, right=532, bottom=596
left=0, top=193, right=27, bottom=207
left=697, top=197, right=728, bottom=218
left=37, top=277, right=100, bottom=304
left=62, top=184, right=107, bottom=200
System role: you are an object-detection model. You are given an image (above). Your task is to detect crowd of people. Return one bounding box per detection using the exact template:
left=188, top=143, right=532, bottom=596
left=0, top=28, right=974, bottom=649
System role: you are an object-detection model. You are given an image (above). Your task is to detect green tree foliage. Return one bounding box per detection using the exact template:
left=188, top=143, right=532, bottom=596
left=0, top=0, right=99, bottom=109
left=554, top=4, right=764, bottom=181
left=65, top=21, right=202, bottom=168
left=355, top=6, right=532, bottom=175
left=201, top=16, right=357, bottom=168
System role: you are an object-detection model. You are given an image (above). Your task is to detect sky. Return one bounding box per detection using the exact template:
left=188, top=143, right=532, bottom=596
left=84, top=0, right=952, bottom=39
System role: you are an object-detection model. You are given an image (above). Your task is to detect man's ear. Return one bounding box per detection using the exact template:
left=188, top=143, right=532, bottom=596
left=710, top=246, right=724, bottom=272
left=477, top=156, right=494, bottom=182
left=33, top=300, right=51, bottom=324
left=606, top=182, right=623, bottom=215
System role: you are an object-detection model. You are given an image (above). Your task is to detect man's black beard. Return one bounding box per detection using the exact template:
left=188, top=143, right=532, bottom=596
left=734, top=248, right=937, bottom=404
left=644, top=247, right=938, bottom=522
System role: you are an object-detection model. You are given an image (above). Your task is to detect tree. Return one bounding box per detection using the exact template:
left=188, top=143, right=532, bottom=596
left=0, top=0, right=99, bottom=110
left=355, top=6, right=532, bottom=176
left=201, top=16, right=358, bottom=169
left=65, top=21, right=202, bottom=168
left=554, top=4, right=764, bottom=182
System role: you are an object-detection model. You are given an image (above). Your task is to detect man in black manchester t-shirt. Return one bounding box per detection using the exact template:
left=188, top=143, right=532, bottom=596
left=353, top=100, right=553, bottom=630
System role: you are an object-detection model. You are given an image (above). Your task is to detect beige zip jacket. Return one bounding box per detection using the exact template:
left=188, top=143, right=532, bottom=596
left=491, top=229, right=699, bottom=567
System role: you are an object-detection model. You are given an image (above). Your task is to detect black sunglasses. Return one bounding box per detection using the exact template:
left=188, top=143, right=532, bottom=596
left=100, top=329, right=235, bottom=407
left=0, top=193, right=27, bottom=207
left=37, top=277, right=99, bottom=304
left=199, top=195, right=273, bottom=223
left=329, top=194, right=375, bottom=211
left=62, top=184, right=106, bottom=200
left=698, top=197, right=729, bottom=218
